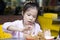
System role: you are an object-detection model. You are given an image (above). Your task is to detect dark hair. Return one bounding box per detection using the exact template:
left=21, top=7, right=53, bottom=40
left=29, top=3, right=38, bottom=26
left=22, top=2, right=39, bottom=15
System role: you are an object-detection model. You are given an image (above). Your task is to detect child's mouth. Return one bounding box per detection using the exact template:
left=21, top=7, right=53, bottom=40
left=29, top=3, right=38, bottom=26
left=28, top=21, right=33, bottom=25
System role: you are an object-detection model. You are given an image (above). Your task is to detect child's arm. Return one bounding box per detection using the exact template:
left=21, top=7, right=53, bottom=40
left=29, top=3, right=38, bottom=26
left=7, top=25, right=24, bottom=32
left=3, top=22, right=31, bottom=33
left=7, top=25, right=31, bottom=32
left=2, top=22, right=24, bottom=33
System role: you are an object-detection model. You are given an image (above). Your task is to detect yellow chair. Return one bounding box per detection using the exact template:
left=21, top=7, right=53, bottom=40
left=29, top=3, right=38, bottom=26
left=38, top=13, right=59, bottom=37
left=43, top=13, right=59, bottom=37
left=43, top=13, right=58, bottom=19
left=0, top=25, right=12, bottom=38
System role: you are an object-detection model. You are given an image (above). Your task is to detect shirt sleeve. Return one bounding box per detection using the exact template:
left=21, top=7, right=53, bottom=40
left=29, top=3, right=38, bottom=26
left=37, top=24, right=42, bottom=32
left=34, top=23, right=42, bottom=35
left=2, top=20, right=19, bottom=33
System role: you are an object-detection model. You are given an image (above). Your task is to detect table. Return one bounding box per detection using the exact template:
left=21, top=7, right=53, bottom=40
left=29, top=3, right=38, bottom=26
left=0, top=38, right=25, bottom=40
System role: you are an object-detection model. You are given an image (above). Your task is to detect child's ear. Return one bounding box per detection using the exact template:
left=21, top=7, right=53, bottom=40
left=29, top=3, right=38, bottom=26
left=22, top=11, right=23, bottom=16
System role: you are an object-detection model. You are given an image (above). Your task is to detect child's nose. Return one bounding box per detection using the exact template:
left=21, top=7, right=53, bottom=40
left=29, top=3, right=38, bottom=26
left=29, top=16, right=33, bottom=20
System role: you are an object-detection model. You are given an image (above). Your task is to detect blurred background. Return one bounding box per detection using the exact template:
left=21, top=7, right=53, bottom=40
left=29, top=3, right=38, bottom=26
left=0, top=0, right=60, bottom=15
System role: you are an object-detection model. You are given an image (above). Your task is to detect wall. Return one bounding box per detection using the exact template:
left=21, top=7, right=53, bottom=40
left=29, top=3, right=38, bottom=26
left=0, top=15, right=22, bottom=24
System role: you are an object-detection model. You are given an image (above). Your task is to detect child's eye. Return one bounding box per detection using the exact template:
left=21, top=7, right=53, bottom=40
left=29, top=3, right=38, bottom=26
left=27, top=14, right=31, bottom=16
left=33, top=16, right=36, bottom=18
left=28, top=14, right=30, bottom=16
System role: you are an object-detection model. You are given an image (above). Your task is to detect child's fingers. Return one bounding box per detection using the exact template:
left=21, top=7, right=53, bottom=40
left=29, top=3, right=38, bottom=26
left=24, top=26, right=32, bottom=31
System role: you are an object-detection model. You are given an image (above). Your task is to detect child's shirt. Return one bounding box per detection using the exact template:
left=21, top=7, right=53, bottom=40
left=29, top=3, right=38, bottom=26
left=2, top=20, right=42, bottom=38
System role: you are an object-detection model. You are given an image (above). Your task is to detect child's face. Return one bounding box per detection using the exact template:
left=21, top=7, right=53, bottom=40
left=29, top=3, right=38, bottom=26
left=23, top=7, right=38, bottom=25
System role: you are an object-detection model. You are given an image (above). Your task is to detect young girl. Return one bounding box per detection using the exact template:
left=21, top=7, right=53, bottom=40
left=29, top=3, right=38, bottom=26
left=2, top=2, right=42, bottom=40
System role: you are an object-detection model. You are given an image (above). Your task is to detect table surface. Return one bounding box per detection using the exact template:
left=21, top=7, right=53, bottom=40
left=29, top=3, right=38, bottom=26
left=0, top=38, right=59, bottom=40
left=0, top=38, right=25, bottom=40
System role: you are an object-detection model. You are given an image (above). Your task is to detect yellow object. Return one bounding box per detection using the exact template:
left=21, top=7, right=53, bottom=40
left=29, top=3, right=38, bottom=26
left=43, top=13, right=58, bottom=19
left=38, top=15, right=59, bottom=37
left=0, top=25, right=12, bottom=38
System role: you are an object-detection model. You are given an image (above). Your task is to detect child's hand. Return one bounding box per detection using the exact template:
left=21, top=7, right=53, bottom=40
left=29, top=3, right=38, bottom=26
left=23, top=25, right=33, bottom=31
left=23, top=27, right=31, bottom=31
